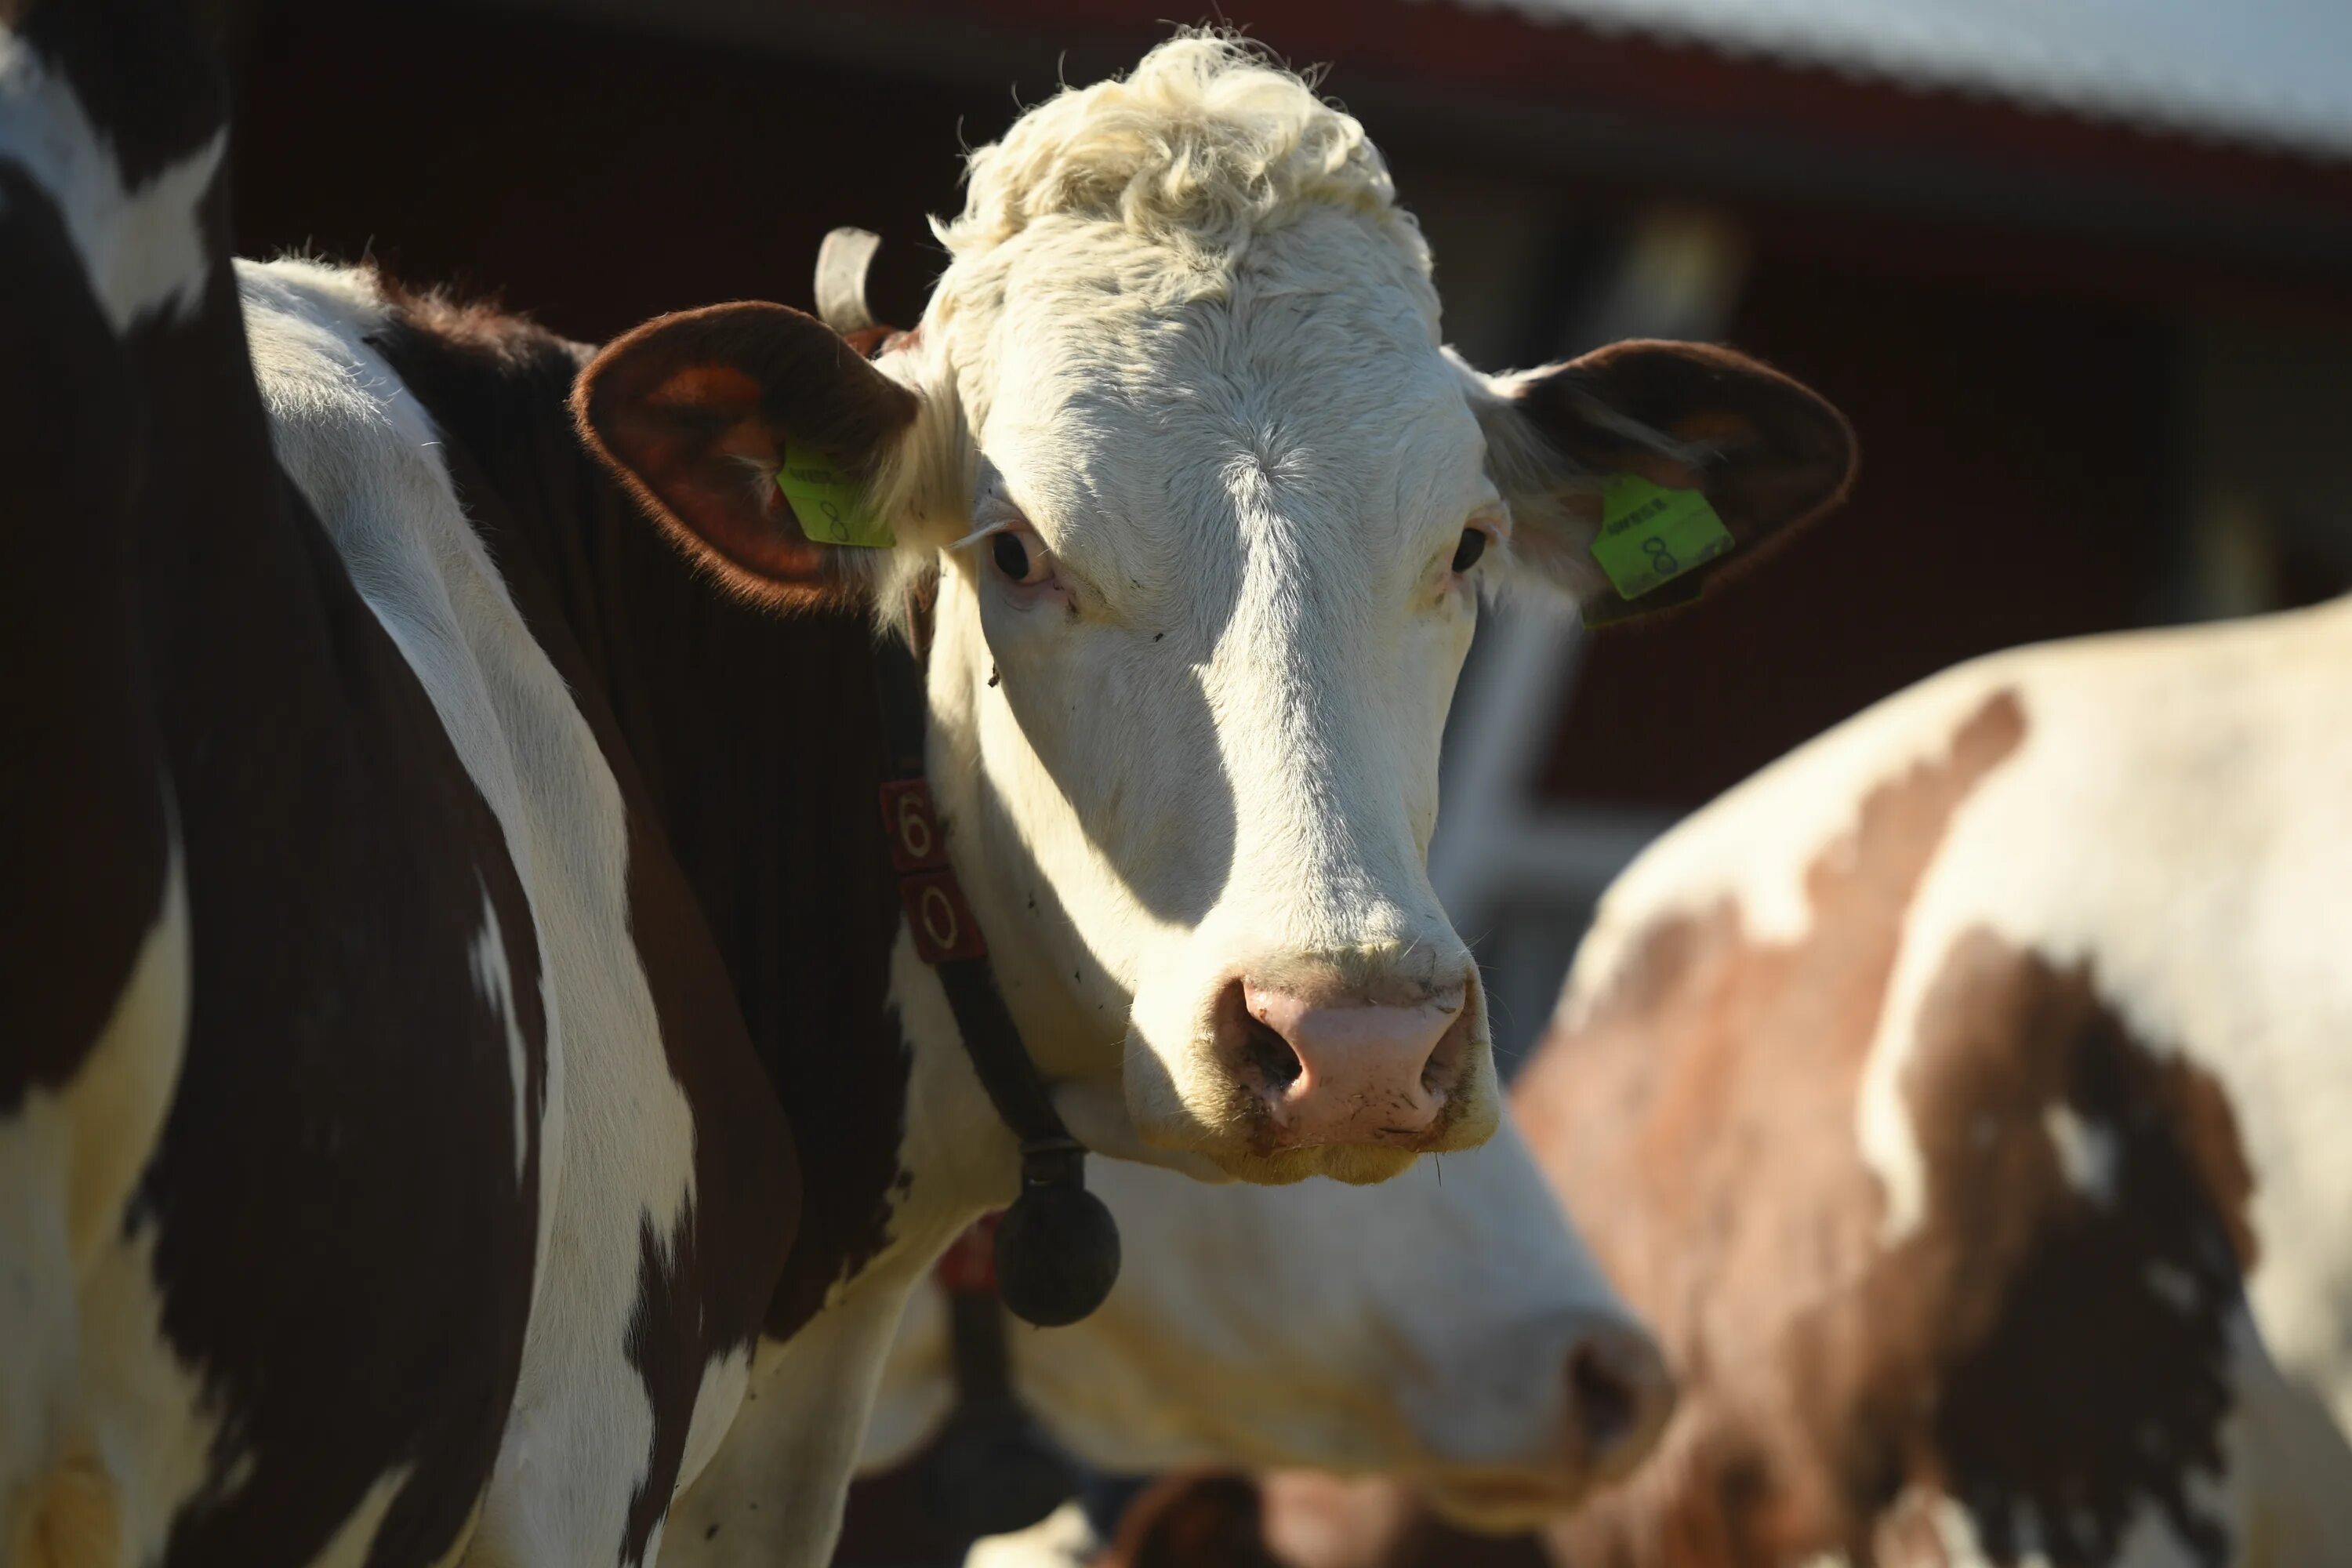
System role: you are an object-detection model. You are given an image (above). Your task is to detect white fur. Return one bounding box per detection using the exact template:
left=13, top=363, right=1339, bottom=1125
left=1569, top=595, right=2352, bottom=1548
left=469, top=884, right=534, bottom=1183
left=2044, top=1103, right=2120, bottom=1204
left=311, top=1465, right=413, bottom=1568
left=67, top=1219, right=247, bottom=1566
left=965, top=1501, right=1097, bottom=1568
left=241, top=259, right=729, bottom=1567
left=0, top=31, right=221, bottom=332
left=858, top=1111, right=1661, bottom=1525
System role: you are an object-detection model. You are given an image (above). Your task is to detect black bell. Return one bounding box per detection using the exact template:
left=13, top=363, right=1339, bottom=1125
left=993, top=1142, right=1120, bottom=1328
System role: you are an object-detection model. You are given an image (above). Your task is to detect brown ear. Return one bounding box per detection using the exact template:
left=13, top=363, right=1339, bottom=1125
left=572, top=301, right=920, bottom=612
left=1491, top=339, right=1855, bottom=625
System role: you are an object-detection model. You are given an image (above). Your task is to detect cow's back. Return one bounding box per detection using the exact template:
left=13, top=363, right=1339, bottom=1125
left=1526, top=601, right=2352, bottom=1565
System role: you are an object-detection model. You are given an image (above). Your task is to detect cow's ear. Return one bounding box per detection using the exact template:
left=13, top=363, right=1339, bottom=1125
left=1465, top=340, right=1854, bottom=626
left=573, top=302, right=923, bottom=612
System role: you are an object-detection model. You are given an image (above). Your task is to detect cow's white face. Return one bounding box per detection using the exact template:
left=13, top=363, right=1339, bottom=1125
left=918, top=203, right=1503, bottom=1183
left=575, top=35, right=1854, bottom=1185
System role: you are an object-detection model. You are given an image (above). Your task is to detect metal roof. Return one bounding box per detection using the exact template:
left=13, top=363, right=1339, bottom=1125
left=1451, top=0, right=2352, bottom=161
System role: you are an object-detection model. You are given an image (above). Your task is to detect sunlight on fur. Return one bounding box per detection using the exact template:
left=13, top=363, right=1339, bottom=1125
left=11, top=1444, right=118, bottom=1568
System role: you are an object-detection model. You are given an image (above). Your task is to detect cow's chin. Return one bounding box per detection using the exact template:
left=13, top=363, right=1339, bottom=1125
left=1201, top=1143, right=1425, bottom=1186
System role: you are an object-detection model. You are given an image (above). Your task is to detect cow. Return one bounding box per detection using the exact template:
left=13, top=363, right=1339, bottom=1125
left=1525, top=602, right=2352, bottom=1566
left=4, top=10, right=1857, bottom=1567
left=1082, top=598, right=2352, bottom=1568
left=844, top=1108, right=1675, bottom=1568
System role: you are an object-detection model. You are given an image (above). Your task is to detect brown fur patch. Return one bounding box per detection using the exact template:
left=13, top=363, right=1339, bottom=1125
left=1881, top=932, right=2250, bottom=1566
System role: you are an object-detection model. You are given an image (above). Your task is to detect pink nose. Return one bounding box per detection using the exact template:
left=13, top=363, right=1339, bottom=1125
left=1218, top=977, right=1471, bottom=1147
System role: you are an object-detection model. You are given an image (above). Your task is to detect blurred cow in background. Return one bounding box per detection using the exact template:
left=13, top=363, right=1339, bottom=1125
left=839, top=1112, right=1673, bottom=1568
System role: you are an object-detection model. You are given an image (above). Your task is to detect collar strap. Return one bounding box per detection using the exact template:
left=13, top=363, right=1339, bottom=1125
left=869, top=633, right=1120, bottom=1327
left=916, top=1212, right=1083, bottom=1537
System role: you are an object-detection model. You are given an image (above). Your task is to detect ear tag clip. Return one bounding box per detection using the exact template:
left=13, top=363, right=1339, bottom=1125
left=1593, top=474, right=1733, bottom=600
left=776, top=440, right=895, bottom=548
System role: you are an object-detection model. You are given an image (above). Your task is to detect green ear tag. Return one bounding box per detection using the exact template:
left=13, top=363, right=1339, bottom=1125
left=1592, top=474, right=1733, bottom=601
left=775, top=440, right=895, bottom=549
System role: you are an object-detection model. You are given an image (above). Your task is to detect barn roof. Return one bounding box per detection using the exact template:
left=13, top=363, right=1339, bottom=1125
left=1447, top=0, right=2352, bottom=162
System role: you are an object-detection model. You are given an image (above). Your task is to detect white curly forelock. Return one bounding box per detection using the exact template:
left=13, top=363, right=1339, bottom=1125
left=931, top=33, right=1430, bottom=286
left=862, top=34, right=1445, bottom=625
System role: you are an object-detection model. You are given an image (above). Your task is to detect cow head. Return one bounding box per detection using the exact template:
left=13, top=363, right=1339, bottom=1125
left=868, top=1114, right=1675, bottom=1529
left=575, top=36, right=1853, bottom=1185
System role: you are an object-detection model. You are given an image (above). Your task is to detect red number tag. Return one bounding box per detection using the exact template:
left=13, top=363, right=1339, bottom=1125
left=878, top=779, right=949, bottom=873
left=899, top=869, right=987, bottom=964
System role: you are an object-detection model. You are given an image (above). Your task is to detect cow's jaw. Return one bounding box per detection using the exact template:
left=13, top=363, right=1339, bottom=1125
left=909, top=209, right=1503, bottom=1182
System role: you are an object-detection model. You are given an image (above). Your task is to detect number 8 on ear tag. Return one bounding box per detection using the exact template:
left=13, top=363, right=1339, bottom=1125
left=1592, top=474, right=1733, bottom=600
left=776, top=440, right=895, bottom=548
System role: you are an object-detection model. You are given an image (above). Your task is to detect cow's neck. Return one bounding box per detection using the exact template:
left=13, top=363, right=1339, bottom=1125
left=366, top=295, right=1014, bottom=1339
left=914, top=582, right=1131, bottom=1087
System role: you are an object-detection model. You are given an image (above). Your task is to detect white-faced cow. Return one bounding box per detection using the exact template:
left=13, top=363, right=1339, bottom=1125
left=844, top=1107, right=1675, bottom=1567
left=3, top=13, right=1853, bottom=1568
left=1094, top=601, right=2352, bottom=1568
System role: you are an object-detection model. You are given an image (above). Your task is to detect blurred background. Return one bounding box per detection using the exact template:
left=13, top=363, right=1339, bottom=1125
left=211, top=0, right=2352, bottom=1066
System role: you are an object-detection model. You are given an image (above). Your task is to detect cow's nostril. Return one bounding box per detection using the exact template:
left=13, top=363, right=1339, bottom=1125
left=1214, top=978, right=1305, bottom=1103
left=1240, top=1011, right=1302, bottom=1091
left=1567, top=1341, right=1638, bottom=1459
left=1563, top=1326, right=1675, bottom=1482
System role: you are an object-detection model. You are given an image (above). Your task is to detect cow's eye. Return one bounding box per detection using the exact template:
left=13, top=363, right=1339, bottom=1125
left=1451, top=528, right=1488, bottom=573
left=992, top=532, right=1032, bottom=580
left=987, top=525, right=1056, bottom=589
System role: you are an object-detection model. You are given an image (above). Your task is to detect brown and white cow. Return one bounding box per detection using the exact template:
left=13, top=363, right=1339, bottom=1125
left=1527, top=603, right=2352, bottom=1566
left=4, top=13, right=1854, bottom=1568
left=1089, top=600, right=2352, bottom=1568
